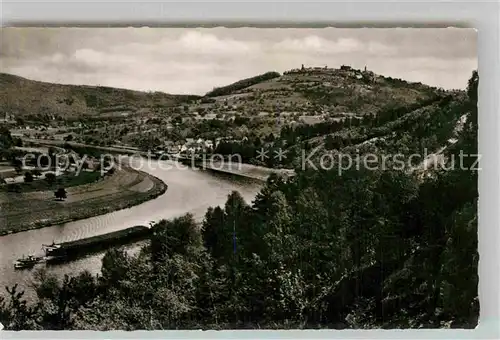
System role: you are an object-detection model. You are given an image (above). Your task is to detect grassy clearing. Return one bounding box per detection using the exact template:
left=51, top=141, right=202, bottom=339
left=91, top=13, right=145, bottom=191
left=0, top=166, right=167, bottom=235
left=0, top=170, right=102, bottom=193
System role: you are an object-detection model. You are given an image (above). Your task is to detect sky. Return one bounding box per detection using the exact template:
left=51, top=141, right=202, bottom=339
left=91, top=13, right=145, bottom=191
left=0, top=28, right=477, bottom=95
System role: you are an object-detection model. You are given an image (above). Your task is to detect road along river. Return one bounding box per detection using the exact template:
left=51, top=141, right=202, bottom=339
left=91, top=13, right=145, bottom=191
left=0, top=158, right=264, bottom=298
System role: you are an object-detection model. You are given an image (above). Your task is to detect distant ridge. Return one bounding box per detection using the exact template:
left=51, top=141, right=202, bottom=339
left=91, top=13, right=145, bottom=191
left=0, top=66, right=451, bottom=123
left=0, top=73, right=199, bottom=120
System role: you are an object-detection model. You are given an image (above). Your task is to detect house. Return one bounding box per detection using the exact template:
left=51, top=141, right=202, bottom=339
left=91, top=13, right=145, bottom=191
left=204, top=140, right=214, bottom=149
left=299, top=115, right=325, bottom=125
left=53, top=134, right=66, bottom=141
left=11, top=132, right=24, bottom=138
left=0, top=113, right=15, bottom=124
left=168, top=145, right=181, bottom=154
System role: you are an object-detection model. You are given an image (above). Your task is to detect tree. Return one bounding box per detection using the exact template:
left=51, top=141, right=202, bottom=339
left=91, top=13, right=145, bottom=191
left=0, top=126, right=13, bottom=150
left=0, top=285, right=38, bottom=330
left=13, top=138, right=23, bottom=147
left=223, top=191, right=249, bottom=258
left=16, top=117, right=25, bottom=126
left=202, top=206, right=225, bottom=257
left=54, top=188, right=67, bottom=201
left=150, top=214, right=201, bottom=264
left=24, top=171, right=34, bottom=183
left=7, top=183, right=22, bottom=193
left=324, top=134, right=336, bottom=150
left=32, top=169, right=42, bottom=178
left=100, top=249, right=132, bottom=288
left=12, top=158, right=23, bottom=174
left=32, top=272, right=95, bottom=330
left=258, top=191, right=309, bottom=321
left=45, top=172, right=57, bottom=186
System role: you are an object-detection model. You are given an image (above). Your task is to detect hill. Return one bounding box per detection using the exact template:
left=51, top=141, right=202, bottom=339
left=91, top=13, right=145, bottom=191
left=200, top=66, right=442, bottom=117
left=0, top=73, right=199, bottom=121
left=194, top=65, right=462, bottom=169
left=0, top=70, right=478, bottom=330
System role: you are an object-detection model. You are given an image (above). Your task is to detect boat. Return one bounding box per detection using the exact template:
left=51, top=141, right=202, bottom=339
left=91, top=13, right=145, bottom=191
left=43, top=255, right=67, bottom=264
left=42, top=225, right=152, bottom=262
left=42, top=241, right=62, bottom=256
left=14, top=255, right=42, bottom=270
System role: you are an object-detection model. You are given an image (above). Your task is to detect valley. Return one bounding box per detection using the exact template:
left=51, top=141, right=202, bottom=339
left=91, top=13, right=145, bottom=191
left=0, top=65, right=479, bottom=330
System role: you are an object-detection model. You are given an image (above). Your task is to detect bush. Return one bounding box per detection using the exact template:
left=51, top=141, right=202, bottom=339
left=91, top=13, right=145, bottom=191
left=54, top=187, right=67, bottom=201
left=24, top=172, right=34, bottom=183
left=7, top=183, right=21, bottom=193
left=45, top=172, right=56, bottom=186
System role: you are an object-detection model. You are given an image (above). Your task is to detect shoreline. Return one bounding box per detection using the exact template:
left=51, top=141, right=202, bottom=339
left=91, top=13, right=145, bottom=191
left=176, top=157, right=295, bottom=182
left=0, top=166, right=167, bottom=237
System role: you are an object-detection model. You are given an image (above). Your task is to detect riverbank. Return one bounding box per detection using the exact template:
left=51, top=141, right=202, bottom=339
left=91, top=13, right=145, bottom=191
left=177, top=157, right=295, bottom=182
left=0, top=166, right=167, bottom=236
left=21, top=139, right=296, bottom=182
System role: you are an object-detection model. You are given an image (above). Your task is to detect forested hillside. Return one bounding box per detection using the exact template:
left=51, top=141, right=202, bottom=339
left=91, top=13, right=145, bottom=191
left=0, top=72, right=478, bottom=330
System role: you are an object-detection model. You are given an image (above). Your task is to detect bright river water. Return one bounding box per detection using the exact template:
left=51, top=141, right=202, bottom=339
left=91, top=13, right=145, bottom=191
left=0, top=159, right=263, bottom=298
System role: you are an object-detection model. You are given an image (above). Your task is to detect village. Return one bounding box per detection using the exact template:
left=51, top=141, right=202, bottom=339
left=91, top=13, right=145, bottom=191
left=1, top=63, right=443, bottom=176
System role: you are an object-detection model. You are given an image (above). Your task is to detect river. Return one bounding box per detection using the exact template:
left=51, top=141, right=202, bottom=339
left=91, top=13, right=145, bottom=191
left=0, top=159, right=263, bottom=298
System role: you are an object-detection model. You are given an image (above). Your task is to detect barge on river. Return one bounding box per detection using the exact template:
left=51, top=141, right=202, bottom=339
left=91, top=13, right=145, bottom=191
left=42, top=225, right=152, bottom=262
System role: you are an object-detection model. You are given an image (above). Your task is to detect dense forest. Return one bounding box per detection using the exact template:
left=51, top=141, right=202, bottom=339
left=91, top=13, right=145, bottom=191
left=0, top=72, right=478, bottom=330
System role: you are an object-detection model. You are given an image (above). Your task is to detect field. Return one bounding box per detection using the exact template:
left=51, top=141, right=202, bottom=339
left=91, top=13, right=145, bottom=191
left=0, top=170, right=102, bottom=193
left=0, top=166, right=167, bottom=235
left=0, top=164, right=16, bottom=179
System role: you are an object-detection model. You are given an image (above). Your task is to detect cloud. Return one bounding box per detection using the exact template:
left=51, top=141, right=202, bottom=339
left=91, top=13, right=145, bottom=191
left=73, top=49, right=105, bottom=65
left=367, top=41, right=397, bottom=55
left=366, top=56, right=477, bottom=89
left=175, top=31, right=256, bottom=55
left=270, top=36, right=397, bottom=57
left=273, top=36, right=362, bottom=54
left=0, top=28, right=477, bottom=94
